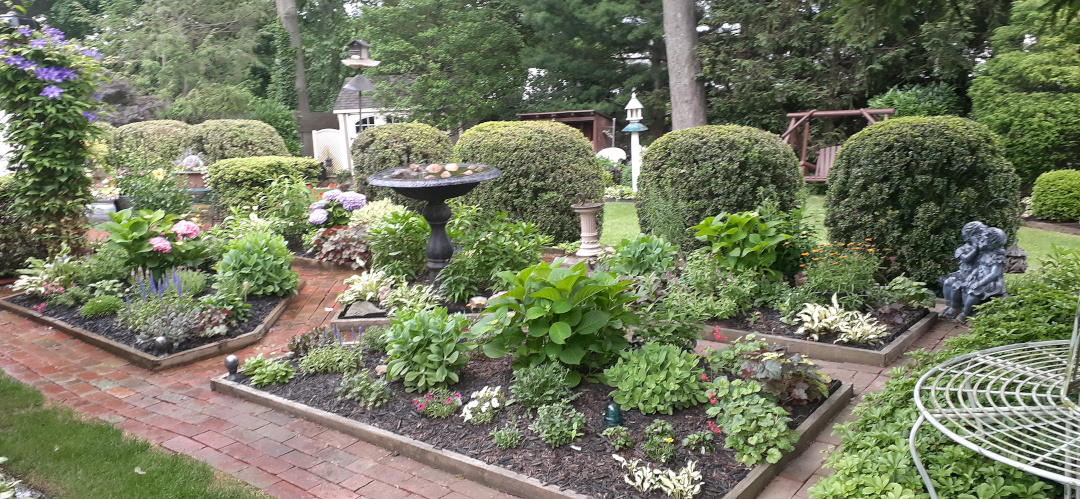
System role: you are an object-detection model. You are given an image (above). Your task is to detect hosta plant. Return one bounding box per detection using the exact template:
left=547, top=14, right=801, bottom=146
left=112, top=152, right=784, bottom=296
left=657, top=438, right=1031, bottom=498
left=705, top=378, right=797, bottom=466
left=337, top=270, right=392, bottom=306
left=475, top=260, right=639, bottom=385
left=385, top=307, right=475, bottom=392
left=603, top=341, right=708, bottom=415
left=690, top=210, right=791, bottom=277
left=602, top=233, right=678, bottom=277
left=213, top=231, right=298, bottom=297
left=611, top=455, right=703, bottom=498
left=795, top=294, right=889, bottom=345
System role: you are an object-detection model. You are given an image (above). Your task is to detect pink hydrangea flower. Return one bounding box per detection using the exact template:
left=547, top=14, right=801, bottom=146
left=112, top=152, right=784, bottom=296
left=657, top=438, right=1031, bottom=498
left=149, top=237, right=172, bottom=253
left=172, top=220, right=200, bottom=239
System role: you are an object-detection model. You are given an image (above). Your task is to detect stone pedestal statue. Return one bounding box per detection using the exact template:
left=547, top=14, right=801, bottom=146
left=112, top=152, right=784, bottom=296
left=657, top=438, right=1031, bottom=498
left=941, top=221, right=1008, bottom=322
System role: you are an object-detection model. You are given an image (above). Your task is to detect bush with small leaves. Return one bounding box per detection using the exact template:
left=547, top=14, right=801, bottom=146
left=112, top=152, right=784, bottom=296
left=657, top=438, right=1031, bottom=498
left=299, top=344, right=364, bottom=374
left=1031, top=170, right=1080, bottom=222
left=491, top=418, right=523, bottom=449
left=182, top=119, right=289, bottom=164
left=336, top=369, right=391, bottom=408
left=80, top=295, right=125, bottom=318
left=602, top=426, right=634, bottom=451
left=352, top=122, right=452, bottom=208
left=509, top=363, right=579, bottom=409
left=603, top=342, right=708, bottom=415
left=530, top=402, right=585, bottom=448
left=240, top=354, right=296, bottom=388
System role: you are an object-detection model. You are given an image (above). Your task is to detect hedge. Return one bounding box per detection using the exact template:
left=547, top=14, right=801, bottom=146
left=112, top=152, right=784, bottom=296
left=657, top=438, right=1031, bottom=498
left=352, top=122, right=452, bottom=208
left=1031, top=170, right=1080, bottom=221
left=635, top=125, right=803, bottom=250
left=452, top=121, right=605, bottom=244
left=205, top=156, right=322, bottom=209
left=182, top=119, right=290, bottom=165
left=825, top=116, right=1022, bottom=284
left=114, top=120, right=190, bottom=162
left=0, top=175, right=48, bottom=278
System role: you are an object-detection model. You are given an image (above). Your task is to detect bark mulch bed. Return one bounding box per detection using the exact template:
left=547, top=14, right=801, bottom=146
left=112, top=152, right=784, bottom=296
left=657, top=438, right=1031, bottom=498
left=247, top=351, right=840, bottom=499
left=1021, top=217, right=1080, bottom=237
left=709, top=306, right=930, bottom=351
left=5, top=293, right=283, bottom=358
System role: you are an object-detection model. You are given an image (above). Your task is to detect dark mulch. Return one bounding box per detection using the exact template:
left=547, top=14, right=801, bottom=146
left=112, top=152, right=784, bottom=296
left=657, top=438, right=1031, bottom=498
left=5, top=293, right=284, bottom=357
left=249, top=351, right=840, bottom=499
left=709, top=307, right=929, bottom=351
left=1022, top=216, right=1080, bottom=237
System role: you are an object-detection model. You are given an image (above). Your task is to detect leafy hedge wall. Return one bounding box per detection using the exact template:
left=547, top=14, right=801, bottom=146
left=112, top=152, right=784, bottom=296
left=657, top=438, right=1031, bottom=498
left=114, top=120, right=191, bottom=163
left=825, top=116, right=1021, bottom=283
left=182, top=119, right=290, bottom=164
left=453, top=121, right=604, bottom=243
left=0, top=176, right=48, bottom=278
left=1031, top=170, right=1080, bottom=221
left=352, top=122, right=452, bottom=208
left=205, top=156, right=322, bottom=209
left=635, top=125, right=803, bottom=250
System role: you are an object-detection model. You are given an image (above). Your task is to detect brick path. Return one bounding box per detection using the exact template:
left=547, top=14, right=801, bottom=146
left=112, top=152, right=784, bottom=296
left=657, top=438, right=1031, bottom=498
left=0, top=267, right=518, bottom=499
left=0, top=264, right=968, bottom=499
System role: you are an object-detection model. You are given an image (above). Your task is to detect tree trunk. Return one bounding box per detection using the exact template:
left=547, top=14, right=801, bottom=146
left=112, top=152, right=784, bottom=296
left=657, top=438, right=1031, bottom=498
left=662, top=0, right=707, bottom=130
left=275, top=0, right=310, bottom=114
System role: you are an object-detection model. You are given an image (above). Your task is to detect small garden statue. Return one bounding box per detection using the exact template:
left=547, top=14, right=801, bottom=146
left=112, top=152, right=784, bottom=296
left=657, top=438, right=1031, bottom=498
left=941, top=222, right=1008, bottom=322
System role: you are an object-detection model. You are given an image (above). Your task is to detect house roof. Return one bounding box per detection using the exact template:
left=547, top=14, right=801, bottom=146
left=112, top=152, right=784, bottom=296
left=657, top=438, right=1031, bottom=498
left=333, top=75, right=414, bottom=113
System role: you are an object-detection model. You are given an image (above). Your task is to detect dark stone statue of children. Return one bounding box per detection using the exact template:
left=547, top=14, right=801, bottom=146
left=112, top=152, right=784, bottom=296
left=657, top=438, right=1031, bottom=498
left=941, top=223, right=1007, bottom=322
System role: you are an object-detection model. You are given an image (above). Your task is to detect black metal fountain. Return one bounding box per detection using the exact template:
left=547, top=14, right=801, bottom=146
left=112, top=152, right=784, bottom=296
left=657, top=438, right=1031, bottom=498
left=367, top=163, right=501, bottom=282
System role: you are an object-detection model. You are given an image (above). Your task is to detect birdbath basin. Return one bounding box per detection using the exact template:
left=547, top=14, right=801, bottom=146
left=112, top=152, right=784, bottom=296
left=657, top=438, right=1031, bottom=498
left=368, top=164, right=501, bottom=281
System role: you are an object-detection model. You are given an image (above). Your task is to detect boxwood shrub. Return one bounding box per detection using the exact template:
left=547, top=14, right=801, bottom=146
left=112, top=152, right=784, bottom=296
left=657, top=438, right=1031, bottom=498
left=635, top=125, right=803, bottom=250
left=352, top=122, right=452, bottom=208
left=0, top=175, right=48, bottom=278
left=825, top=116, right=1022, bottom=284
left=452, top=121, right=605, bottom=243
left=1031, top=170, right=1080, bottom=221
left=182, top=119, right=290, bottom=164
left=114, top=120, right=190, bottom=161
left=206, top=156, right=323, bottom=209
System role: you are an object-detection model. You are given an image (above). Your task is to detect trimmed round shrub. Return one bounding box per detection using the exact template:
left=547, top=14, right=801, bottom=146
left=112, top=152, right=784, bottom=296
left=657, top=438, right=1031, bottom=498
left=206, top=156, right=323, bottom=209
left=825, top=116, right=1022, bottom=284
left=1031, top=170, right=1080, bottom=221
left=182, top=119, right=290, bottom=164
left=0, top=175, right=48, bottom=278
left=352, top=122, right=452, bottom=208
left=114, top=120, right=190, bottom=161
left=452, top=121, right=605, bottom=243
left=635, top=125, right=803, bottom=250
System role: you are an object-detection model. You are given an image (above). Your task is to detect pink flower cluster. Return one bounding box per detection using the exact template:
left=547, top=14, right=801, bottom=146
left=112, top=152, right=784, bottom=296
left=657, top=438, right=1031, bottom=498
left=172, top=220, right=200, bottom=239
left=42, top=282, right=65, bottom=296
left=149, top=236, right=172, bottom=253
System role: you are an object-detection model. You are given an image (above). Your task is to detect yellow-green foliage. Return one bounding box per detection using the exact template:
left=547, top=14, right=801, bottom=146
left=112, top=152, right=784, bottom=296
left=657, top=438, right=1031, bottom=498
left=825, top=116, right=1021, bottom=284
left=182, top=119, right=289, bottom=164
left=1031, top=170, right=1080, bottom=221
left=453, top=121, right=605, bottom=243
left=352, top=122, right=452, bottom=208
left=114, top=120, right=191, bottom=162
left=206, top=156, right=322, bottom=209
left=635, top=125, right=803, bottom=250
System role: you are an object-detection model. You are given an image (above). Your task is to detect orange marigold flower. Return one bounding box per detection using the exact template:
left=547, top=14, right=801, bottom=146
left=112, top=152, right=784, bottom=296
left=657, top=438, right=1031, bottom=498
left=840, top=255, right=847, bottom=258
left=799, top=264, right=806, bottom=267
left=865, top=238, right=873, bottom=241
left=885, top=248, right=892, bottom=251
left=867, top=248, right=875, bottom=252
left=833, top=262, right=840, bottom=265
left=824, top=243, right=832, bottom=247
left=812, top=258, right=820, bottom=261
left=801, top=253, right=810, bottom=256
left=830, top=252, right=838, bottom=256
left=812, top=249, right=823, bottom=253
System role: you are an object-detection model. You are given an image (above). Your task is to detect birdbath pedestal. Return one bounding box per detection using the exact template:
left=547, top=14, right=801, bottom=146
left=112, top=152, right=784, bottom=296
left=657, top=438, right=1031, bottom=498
left=367, top=164, right=501, bottom=282
left=571, top=201, right=604, bottom=258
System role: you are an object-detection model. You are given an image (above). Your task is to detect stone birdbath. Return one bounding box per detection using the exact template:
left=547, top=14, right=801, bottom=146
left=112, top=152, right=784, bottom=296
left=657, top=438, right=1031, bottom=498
left=368, top=163, right=501, bottom=282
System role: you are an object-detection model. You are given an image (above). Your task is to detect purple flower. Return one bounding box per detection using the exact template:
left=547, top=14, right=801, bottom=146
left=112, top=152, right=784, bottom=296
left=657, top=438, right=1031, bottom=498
left=309, top=201, right=327, bottom=211
left=149, top=237, right=172, bottom=253
left=308, top=208, right=329, bottom=225
left=33, top=66, right=73, bottom=83
left=338, top=191, right=367, bottom=211
left=40, top=85, right=64, bottom=99
left=17, top=26, right=32, bottom=37
left=321, top=189, right=342, bottom=202
left=80, top=48, right=100, bottom=60
left=92, top=92, right=102, bottom=101
left=82, top=111, right=97, bottom=121
left=42, top=27, right=64, bottom=42
left=30, top=38, right=48, bottom=49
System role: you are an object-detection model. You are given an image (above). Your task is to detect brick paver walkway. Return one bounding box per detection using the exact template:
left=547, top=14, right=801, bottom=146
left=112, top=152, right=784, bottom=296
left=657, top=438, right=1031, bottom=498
left=0, top=263, right=968, bottom=499
left=0, top=267, right=518, bottom=499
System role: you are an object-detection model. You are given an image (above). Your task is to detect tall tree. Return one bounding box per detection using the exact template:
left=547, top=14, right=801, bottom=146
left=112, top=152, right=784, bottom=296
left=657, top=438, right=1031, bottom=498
left=275, top=0, right=309, bottom=113
left=662, top=0, right=707, bottom=129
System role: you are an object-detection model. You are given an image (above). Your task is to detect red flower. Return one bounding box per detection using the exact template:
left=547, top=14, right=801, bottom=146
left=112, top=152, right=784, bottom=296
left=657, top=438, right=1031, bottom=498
left=712, top=326, right=728, bottom=342
left=701, top=373, right=711, bottom=382
left=707, top=421, right=722, bottom=434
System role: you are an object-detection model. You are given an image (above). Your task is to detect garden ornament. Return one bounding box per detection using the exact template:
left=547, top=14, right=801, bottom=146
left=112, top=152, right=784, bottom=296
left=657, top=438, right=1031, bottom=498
left=571, top=193, right=604, bottom=258
left=153, top=336, right=168, bottom=352
left=225, top=354, right=240, bottom=381
left=604, top=402, right=623, bottom=427
left=940, top=222, right=1008, bottom=322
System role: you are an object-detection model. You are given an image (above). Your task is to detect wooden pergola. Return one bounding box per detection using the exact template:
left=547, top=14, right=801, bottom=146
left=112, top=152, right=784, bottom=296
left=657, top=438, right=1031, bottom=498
left=781, top=108, right=895, bottom=183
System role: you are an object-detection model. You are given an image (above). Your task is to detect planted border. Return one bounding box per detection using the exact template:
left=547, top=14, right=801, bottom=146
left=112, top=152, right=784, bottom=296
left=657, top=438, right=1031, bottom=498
left=0, top=285, right=301, bottom=371
left=705, top=312, right=938, bottom=367
left=329, top=308, right=481, bottom=331
left=210, top=375, right=852, bottom=499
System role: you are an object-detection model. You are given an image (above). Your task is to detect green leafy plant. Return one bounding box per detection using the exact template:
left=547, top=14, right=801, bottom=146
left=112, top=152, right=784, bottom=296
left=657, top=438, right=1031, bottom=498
left=681, top=431, right=715, bottom=455
left=299, top=344, right=364, bottom=374
left=349, top=198, right=408, bottom=228
left=287, top=325, right=345, bottom=356
left=509, top=363, right=579, bottom=409
left=119, top=162, right=192, bottom=215
left=337, top=270, right=393, bottom=306
left=802, top=241, right=881, bottom=310
left=690, top=210, right=791, bottom=276
left=602, top=426, right=634, bottom=451
left=361, top=326, right=391, bottom=356
left=529, top=402, right=585, bottom=448
left=867, top=82, right=963, bottom=117
left=869, top=276, right=935, bottom=310
left=381, top=281, right=445, bottom=318
left=79, top=295, right=125, bottom=318
left=213, top=231, right=298, bottom=297
left=368, top=211, right=430, bottom=280
left=707, top=333, right=770, bottom=374
left=257, top=175, right=317, bottom=236
left=642, top=419, right=677, bottom=463
left=795, top=294, right=890, bottom=346
left=412, top=389, right=462, bottom=418
left=204, top=156, right=320, bottom=209
left=336, top=369, right=391, bottom=408
left=602, top=233, right=678, bottom=277
left=305, top=225, right=372, bottom=270
left=735, top=349, right=832, bottom=405
left=96, top=209, right=209, bottom=279
left=239, top=354, right=296, bottom=388
left=705, top=378, right=797, bottom=466
left=1031, top=170, right=1080, bottom=221
left=603, top=342, right=708, bottom=415
left=491, top=418, right=523, bottom=449
left=475, top=260, right=639, bottom=384
left=385, top=307, right=475, bottom=392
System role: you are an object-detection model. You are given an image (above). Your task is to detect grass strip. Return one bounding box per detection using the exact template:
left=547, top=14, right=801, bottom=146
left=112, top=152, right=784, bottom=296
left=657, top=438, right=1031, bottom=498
left=0, top=373, right=265, bottom=499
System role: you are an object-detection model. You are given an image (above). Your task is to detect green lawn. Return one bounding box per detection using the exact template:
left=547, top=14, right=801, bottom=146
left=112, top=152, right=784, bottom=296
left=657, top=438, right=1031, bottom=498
left=0, top=373, right=265, bottom=499
left=601, top=195, right=1080, bottom=270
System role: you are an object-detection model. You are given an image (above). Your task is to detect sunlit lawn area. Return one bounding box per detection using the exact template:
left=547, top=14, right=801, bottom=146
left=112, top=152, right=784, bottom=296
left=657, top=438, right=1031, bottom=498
left=600, top=195, right=1080, bottom=271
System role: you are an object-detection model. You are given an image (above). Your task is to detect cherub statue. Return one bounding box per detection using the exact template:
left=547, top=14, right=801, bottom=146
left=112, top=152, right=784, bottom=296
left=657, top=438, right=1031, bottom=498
left=940, top=221, right=986, bottom=308
left=941, top=224, right=1008, bottom=322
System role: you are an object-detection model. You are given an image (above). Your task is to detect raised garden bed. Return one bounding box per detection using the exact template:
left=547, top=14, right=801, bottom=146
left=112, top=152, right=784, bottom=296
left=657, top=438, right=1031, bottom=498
left=705, top=307, right=937, bottom=366
left=330, top=305, right=481, bottom=332
left=290, top=254, right=360, bottom=272
left=211, top=352, right=852, bottom=499
left=0, top=285, right=300, bottom=371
